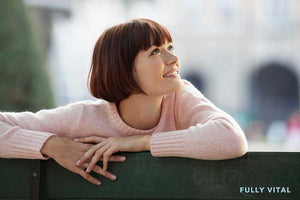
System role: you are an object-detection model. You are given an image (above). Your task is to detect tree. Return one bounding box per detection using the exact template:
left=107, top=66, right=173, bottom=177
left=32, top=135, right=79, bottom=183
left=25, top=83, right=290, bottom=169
left=0, top=0, right=55, bottom=112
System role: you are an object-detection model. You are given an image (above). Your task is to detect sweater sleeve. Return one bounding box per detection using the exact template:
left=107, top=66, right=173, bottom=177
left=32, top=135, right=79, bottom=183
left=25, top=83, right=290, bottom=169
left=0, top=102, right=84, bottom=159
left=150, top=80, right=248, bottom=160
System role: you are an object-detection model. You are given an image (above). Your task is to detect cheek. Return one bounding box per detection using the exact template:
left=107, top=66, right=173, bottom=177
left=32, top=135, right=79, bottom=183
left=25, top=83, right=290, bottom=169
left=137, top=60, right=162, bottom=81
left=146, top=62, right=163, bottom=84
left=134, top=61, right=163, bottom=92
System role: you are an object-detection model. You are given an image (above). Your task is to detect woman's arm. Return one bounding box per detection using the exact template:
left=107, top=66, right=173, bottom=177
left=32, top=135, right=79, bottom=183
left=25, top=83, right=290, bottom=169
left=0, top=119, right=55, bottom=159
left=0, top=102, right=83, bottom=159
left=0, top=101, right=125, bottom=185
left=150, top=116, right=247, bottom=160
left=150, top=80, right=248, bottom=160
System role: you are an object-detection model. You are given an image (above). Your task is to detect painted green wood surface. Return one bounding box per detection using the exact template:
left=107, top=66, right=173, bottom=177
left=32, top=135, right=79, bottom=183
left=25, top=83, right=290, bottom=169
left=0, top=159, right=30, bottom=199
left=0, top=152, right=299, bottom=199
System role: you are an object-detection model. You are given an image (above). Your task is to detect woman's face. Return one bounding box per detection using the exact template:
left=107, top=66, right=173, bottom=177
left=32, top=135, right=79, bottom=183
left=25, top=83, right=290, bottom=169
left=133, top=41, right=184, bottom=96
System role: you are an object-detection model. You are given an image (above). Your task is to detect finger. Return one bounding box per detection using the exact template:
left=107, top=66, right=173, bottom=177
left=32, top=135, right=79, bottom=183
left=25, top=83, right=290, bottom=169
left=86, top=151, right=103, bottom=173
left=73, top=136, right=105, bottom=143
left=86, top=145, right=110, bottom=173
left=103, top=148, right=116, bottom=171
left=95, top=143, right=112, bottom=171
left=74, top=167, right=101, bottom=185
left=82, top=163, right=117, bottom=181
left=99, top=155, right=126, bottom=162
left=76, top=143, right=105, bottom=166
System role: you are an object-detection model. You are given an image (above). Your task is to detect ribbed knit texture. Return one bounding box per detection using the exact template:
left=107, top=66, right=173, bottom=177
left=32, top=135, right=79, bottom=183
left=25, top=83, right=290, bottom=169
left=150, top=130, right=187, bottom=157
left=0, top=80, right=248, bottom=160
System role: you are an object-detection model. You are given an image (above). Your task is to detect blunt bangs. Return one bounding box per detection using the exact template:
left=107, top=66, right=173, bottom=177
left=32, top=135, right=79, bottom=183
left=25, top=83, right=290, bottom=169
left=129, top=19, right=173, bottom=51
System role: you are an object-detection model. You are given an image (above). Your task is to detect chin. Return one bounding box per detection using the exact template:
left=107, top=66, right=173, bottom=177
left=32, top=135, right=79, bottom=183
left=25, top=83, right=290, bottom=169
left=175, top=79, right=185, bottom=91
left=165, top=78, right=185, bottom=94
left=144, top=78, right=185, bottom=95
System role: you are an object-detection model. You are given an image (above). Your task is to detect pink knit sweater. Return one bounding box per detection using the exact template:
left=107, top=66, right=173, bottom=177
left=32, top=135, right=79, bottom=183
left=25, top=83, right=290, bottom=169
left=0, top=80, right=247, bottom=160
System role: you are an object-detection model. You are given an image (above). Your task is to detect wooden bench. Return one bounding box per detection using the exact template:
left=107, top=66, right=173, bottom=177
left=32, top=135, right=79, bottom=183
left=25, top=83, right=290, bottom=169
left=0, top=152, right=299, bottom=199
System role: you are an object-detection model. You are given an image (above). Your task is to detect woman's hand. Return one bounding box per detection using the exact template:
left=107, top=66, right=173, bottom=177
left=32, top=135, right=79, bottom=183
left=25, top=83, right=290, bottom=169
left=74, top=135, right=151, bottom=173
left=41, top=136, right=126, bottom=185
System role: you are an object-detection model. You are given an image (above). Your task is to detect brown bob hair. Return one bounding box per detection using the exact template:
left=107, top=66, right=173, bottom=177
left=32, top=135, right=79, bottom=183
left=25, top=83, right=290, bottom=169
left=88, top=18, right=172, bottom=102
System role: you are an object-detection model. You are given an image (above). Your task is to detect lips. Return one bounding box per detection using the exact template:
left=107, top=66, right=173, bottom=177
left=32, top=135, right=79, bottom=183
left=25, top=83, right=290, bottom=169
left=163, top=66, right=179, bottom=78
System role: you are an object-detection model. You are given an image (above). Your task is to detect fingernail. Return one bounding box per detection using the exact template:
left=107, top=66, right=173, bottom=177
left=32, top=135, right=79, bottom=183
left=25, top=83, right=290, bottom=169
left=73, top=138, right=79, bottom=141
left=86, top=167, right=90, bottom=173
left=96, top=181, right=101, bottom=185
left=76, top=160, right=81, bottom=166
left=111, top=175, right=117, bottom=180
left=121, top=156, right=126, bottom=161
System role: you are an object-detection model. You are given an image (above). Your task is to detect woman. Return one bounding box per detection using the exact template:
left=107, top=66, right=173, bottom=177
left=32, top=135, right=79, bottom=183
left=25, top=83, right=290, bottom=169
left=0, top=18, right=247, bottom=185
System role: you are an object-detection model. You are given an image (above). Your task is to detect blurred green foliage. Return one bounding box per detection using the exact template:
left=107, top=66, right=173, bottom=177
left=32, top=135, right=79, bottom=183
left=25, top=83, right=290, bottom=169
left=0, top=0, right=55, bottom=112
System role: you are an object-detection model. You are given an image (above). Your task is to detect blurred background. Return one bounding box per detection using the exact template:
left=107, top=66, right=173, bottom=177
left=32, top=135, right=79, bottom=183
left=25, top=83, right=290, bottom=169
left=0, top=0, right=299, bottom=151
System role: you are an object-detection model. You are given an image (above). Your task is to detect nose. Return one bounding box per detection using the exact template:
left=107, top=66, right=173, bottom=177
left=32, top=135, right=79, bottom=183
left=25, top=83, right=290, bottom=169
left=165, top=50, right=178, bottom=66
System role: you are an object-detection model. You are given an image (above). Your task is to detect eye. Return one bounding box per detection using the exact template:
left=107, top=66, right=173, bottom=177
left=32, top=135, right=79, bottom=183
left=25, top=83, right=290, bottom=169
left=168, top=45, right=175, bottom=52
left=150, top=48, right=160, bottom=56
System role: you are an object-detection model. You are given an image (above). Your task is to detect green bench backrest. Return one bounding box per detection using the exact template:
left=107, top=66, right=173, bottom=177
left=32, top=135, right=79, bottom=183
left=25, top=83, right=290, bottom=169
left=0, top=152, right=299, bottom=199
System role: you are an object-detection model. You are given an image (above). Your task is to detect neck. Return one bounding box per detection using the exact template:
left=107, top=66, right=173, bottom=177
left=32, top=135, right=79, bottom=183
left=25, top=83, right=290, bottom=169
left=117, top=94, right=164, bottom=130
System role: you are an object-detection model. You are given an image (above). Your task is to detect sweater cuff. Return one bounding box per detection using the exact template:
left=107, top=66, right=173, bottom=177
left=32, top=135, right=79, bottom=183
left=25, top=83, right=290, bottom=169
left=150, top=130, right=187, bottom=157
left=10, top=129, right=56, bottom=160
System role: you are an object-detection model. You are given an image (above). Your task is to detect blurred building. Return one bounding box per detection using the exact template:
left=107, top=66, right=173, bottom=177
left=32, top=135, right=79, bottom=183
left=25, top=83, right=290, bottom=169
left=25, top=0, right=300, bottom=150
left=173, top=0, right=300, bottom=128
